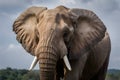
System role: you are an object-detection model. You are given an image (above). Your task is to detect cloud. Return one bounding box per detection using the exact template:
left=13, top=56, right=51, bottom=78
left=0, top=12, right=16, bottom=46
left=59, top=0, right=76, bottom=4
left=109, top=49, right=120, bottom=69
left=0, top=43, right=38, bottom=69
left=59, top=0, right=120, bottom=14
left=0, top=0, right=33, bottom=13
left=90, top=0, right=119, bottom=13
left=0, top=0, right=120, bottom=69
left=7, top=44, right=20, bottom=50
left=29, top=0, right=60, bottom=8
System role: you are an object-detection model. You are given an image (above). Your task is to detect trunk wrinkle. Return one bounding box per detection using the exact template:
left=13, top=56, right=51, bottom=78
left=38, top=46, right=58, bottom=57
left=39, top=56, right=57, bottom=62
left=39, top=46, right=57, bottom=80
left=38, top=28, right=58, bottom=80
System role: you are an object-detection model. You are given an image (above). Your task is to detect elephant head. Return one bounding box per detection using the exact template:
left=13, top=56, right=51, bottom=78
left=13, top=6, right=106, bottom=80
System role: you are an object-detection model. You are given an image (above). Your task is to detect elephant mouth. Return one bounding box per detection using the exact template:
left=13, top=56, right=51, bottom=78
left=29, top=54, right=72, bottom=71
left=28, top=45, right=72, bottom=80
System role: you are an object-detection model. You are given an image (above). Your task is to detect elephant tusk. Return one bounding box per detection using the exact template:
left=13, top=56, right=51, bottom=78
left=63, top=55, right=72, bottom=71
left=29, top=56, right=38, bottom=71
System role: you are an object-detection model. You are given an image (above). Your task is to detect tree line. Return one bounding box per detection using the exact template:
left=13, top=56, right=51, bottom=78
left=0, top=67, right=120, bottom=80
left=106, top=69, right=120, bottom=80
left=0, top=67, right=39, bottom=80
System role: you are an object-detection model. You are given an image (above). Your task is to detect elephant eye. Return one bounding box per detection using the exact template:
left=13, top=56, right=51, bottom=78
left=63, top=27, right=70, bottom=42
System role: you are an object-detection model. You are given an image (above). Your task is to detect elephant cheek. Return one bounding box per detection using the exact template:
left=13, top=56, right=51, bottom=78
left=59, top=40, right=68, bottom=59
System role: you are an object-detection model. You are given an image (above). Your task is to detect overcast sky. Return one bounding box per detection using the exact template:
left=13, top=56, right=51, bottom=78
left=0, top=0, right=120, bottom=70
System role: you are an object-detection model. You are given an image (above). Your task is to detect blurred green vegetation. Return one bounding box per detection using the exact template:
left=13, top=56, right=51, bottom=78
left=0, top=67, right=39, bottom=80
left=0, top=67, right=120, bottom=80
left=106, top=69, right=120, bottom=80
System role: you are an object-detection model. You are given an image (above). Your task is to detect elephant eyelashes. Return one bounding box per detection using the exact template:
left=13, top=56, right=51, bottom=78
left=63, top=27, right=70, bottom=43
left=63, top=32, right=69, bottom=42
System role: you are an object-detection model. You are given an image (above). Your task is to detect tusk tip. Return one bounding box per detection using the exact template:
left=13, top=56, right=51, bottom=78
left=63, top=55, right=72, bottom=71
left=68, top=67, right=72, bottom=71
left=29, top=66, right=33, bottom=71
left=29, top=68, right=32, bottom=71
left=28, top=56, right=38, bottom=71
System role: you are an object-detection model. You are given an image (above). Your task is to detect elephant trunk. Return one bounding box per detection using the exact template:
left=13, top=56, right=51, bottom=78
left=38, top=46, right=58, bottom=80
left=36, top=28, right=58, bottom=80
left=34, top=29, right=71, bottom=80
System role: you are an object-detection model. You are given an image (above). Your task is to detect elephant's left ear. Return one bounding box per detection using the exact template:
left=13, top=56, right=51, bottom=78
left=13, top=6, right=47, bottom=56
left=68, top=9, right=106, bottom=59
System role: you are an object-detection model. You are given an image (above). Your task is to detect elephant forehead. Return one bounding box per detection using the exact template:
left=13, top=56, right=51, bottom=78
left=40, top=11, right=70, bottom=26
left=43, top=9, right=68, bottom=18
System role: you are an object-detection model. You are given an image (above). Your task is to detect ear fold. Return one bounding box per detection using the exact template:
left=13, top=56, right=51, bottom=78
left=68, top=8, right=106, bottom=59
left=13, top=6, right=47, bottom=56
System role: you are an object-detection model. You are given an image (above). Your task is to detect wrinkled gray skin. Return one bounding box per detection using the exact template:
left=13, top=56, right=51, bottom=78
left=13, top=5, right=111, bottom=80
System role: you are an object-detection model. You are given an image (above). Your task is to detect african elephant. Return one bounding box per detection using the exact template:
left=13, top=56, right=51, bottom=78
left=13, top=5, right=111, bottom=80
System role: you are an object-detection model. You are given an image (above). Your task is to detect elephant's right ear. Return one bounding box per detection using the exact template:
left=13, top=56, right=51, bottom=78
left=13, top=6, right=47, bottom=56
left=68, top=8, right=106, bottom=59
